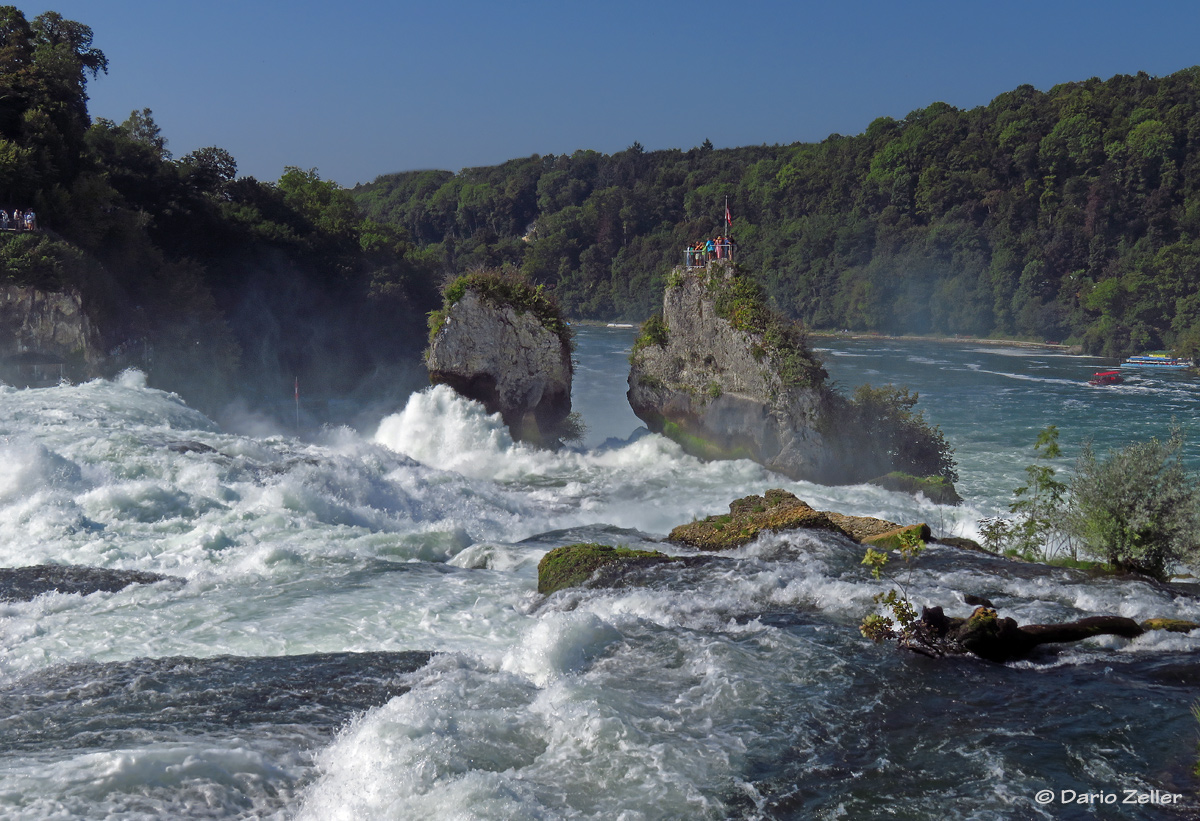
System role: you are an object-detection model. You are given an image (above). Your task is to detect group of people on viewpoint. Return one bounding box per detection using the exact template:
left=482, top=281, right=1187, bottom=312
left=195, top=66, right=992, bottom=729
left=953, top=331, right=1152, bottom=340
left=686, top=235, right=736, bottom=267
left=1, top=208, right=37, bottom=232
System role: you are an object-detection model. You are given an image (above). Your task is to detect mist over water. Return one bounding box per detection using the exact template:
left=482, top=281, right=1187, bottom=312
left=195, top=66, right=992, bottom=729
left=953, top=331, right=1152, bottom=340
left=0, top=331, right=1197, bottom=819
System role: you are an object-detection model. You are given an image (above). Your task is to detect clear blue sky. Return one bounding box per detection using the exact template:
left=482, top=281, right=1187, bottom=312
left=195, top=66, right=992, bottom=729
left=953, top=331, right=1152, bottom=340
left=17, top=1, right=1200, bottom=187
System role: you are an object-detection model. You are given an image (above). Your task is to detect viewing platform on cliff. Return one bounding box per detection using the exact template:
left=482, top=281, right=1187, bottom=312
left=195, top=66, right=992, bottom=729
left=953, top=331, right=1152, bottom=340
left=684, top=239, right=736, bottom=269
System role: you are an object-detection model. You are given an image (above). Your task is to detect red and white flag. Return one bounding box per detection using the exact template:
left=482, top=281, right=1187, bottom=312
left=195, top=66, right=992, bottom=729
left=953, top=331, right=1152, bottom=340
left=725, top=198, right=732, bottom=227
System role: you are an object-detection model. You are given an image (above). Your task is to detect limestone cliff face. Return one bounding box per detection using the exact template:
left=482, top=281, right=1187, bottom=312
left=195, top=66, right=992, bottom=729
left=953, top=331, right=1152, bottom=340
left=426, top=288, right=572, bottom=446
left=0, top=285, right=104, bottom=383
left=627, top=266, right=847, bottom=482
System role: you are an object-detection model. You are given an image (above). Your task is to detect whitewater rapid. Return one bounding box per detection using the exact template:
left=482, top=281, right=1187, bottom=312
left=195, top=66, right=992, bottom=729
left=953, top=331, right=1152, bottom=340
left=0, top=331, right=1197, bottom=819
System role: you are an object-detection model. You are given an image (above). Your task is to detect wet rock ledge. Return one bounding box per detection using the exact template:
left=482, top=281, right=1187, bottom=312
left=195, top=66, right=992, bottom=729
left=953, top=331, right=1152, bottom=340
left=0, top=565, right=182, bottom=602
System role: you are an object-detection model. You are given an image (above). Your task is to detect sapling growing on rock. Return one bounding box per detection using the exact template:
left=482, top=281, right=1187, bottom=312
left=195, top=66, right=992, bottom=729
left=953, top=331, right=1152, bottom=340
left=860, top=530, right=934, bottom=651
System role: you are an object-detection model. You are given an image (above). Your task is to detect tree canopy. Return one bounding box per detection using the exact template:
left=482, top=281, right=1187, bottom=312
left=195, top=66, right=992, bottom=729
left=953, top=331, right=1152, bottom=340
left=0, top=6, right=438, bottom=407
left=355, top=67, right=1200, bottom=358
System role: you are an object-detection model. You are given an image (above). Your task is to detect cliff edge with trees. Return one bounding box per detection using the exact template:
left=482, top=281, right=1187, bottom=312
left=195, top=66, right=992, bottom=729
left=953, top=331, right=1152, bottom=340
left=0, top=6, right=440, bottom=410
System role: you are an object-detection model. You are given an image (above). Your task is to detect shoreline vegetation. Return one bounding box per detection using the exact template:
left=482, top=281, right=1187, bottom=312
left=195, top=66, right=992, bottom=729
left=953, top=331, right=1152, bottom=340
left=576, top=318, right=1088, bottom=354
left=807, top=330, right=1084, bottom=354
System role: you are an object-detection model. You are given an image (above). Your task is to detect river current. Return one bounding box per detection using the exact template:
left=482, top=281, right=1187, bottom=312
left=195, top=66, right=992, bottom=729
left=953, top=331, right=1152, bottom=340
left=0, top=327, right=1197, bottom=819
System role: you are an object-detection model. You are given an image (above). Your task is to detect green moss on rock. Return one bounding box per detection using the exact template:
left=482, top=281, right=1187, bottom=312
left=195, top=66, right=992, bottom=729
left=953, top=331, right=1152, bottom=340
left=870, top=472, right=963, bottom=505
left=706, top=267, right=826, bottom=390
left=861, top=523, right=932, bottom=551
left=1141, top=618, right=1200, bottom=633
left=669, top=489, right=844, bottom=550
left=669, top=489, right=945, bottom=553
left=430, top=268, right=571, bottom=350
left=630, top=312, right=668, bottom=362
left=537, top=543, right=674, bottom=595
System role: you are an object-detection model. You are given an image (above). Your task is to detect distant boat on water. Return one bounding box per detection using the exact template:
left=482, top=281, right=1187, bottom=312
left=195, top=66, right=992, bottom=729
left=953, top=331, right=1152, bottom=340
left=606, top=323, right=634, bottom=328
left=1121, top=352, right=1195, bottom=370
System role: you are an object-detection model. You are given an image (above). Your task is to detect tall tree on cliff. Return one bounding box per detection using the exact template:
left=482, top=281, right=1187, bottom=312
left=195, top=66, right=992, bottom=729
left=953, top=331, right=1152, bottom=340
left=0, top=7, right=106, bottom=205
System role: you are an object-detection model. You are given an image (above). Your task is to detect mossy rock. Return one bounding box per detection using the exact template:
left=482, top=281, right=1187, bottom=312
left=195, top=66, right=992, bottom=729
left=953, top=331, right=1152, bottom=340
left=823, top=511, right=903, bottom=543
left=1141, top=618, right=1200, bottom=633
left=537, top=543, right=675, bottom=595
left=861, top=523, right=932, bottom=551
left=869, top=472, right=963, bottom=505
left=669, top=489, right=844, bottom=550
left=431, top=269, right=571, bottom=351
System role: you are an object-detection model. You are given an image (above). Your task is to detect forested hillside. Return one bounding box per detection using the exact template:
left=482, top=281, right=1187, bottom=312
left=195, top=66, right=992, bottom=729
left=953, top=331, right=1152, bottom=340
left=0, top=7, right=438, bottom=407
left=355, top=68, right=1200, bottom=358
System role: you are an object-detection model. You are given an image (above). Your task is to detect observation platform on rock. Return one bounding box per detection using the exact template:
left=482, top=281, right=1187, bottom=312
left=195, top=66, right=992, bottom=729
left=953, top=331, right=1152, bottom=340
left=684, top=240, right=736, bottom=270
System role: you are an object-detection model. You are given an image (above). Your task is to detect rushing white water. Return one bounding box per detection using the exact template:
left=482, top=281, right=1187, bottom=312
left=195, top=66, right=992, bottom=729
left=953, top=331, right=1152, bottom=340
left=0, top=331, right=1197, bottom=819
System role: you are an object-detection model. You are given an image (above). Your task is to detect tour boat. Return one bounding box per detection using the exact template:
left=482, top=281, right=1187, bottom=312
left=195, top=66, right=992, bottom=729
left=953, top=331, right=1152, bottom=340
left=1121, top=352, right=1195, bottom=369
left=1087, top=370, right=1122, bottom=386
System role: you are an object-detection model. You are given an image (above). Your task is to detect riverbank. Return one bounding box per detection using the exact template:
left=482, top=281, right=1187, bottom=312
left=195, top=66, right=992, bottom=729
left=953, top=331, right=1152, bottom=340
left=569, top=319, right=1088, bottom=355
left=808, top=329, right=1085, bottom=355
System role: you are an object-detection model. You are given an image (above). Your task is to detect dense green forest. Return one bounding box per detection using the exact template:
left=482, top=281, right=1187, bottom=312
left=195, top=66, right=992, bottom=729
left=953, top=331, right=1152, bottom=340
left=0, top=6, right=437, bottom=407
left=355, top=67, right=1200, bottom=358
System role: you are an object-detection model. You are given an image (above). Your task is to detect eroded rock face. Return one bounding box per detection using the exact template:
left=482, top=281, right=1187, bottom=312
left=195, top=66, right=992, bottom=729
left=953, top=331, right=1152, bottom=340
left=627, top=267, right=847, bottom=482
left=0, top=285, right=104, bottom=383
left=426, top=289, right=572, bottom=445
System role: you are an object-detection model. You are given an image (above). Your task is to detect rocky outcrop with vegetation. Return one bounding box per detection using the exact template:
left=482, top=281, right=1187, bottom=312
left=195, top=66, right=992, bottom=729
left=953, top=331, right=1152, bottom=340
left=668, top=489, right=933, bottom=551
left=627, top=265, right=840, bottom=481
left=628, top=265, right=958, bottom=490
left=427, top=270, right=575, bottom=446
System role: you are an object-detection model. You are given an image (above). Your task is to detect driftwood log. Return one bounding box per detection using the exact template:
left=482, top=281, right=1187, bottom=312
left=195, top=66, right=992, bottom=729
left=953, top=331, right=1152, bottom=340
left=917, top=606, right=1149, bottom=663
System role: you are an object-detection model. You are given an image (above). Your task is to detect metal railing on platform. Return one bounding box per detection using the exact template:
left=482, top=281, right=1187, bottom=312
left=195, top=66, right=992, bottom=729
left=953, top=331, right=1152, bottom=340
left=684, top=242, right=735, bottom=269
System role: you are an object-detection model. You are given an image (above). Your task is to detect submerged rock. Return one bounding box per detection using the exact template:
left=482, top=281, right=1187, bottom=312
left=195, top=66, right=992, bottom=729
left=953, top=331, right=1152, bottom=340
left=426, top=271, right=573, bottom=447
left=537, top=543, right=679, bottom=595
left=668, top=489, right=930, bottom=551
left=0, top=565, right=182, bottom=602
left=627, top=264, right=959, bottom=493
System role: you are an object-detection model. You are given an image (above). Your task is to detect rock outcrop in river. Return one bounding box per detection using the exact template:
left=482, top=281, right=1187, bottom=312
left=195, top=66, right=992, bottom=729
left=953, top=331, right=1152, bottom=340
left=627, top=264, right=959, bottom=493
left=426, top=270, right=574, bottom=447
left=627, top=265, right=840, bottom=481
left=667, top=489, right=933, bottom=551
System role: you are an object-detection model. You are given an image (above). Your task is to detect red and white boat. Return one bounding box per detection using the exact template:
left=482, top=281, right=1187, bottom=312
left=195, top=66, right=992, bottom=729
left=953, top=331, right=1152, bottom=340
left=1087, top=370, right=1122, bottom=386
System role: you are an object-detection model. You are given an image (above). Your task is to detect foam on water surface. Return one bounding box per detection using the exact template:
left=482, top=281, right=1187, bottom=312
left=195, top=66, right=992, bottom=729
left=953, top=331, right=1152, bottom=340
left=1, top=338, right=1199, bottom=819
